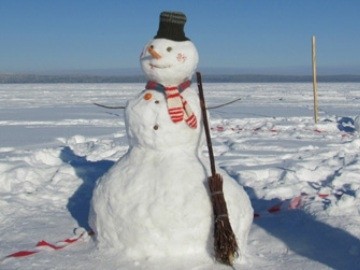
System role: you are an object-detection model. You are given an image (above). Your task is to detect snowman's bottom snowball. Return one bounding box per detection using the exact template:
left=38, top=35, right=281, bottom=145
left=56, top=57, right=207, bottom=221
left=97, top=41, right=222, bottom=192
left=89, top=150, right=253, bottom=261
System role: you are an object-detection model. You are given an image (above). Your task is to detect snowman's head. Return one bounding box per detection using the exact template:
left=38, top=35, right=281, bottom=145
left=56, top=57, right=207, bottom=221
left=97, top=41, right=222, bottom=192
left=140, top=38, right=198, bottom=86
left=140, top=11, right=199, bottom=86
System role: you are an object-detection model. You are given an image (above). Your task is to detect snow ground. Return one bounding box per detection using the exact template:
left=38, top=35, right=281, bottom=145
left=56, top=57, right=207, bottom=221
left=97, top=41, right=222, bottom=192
left=0, top=82, right=360, bottom=269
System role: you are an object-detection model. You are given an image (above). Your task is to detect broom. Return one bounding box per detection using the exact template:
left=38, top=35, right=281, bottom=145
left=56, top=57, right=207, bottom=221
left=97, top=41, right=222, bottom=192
left=196, top=72, right=238, bottom=266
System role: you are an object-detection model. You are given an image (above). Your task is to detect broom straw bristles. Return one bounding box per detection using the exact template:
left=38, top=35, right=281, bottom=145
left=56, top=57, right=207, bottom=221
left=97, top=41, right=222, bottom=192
left=209, top=173, right=239, bottom=266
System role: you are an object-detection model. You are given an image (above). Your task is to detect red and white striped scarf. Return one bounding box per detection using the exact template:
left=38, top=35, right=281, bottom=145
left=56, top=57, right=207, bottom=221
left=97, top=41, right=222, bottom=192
left=145, top=80, right=197, bottom=129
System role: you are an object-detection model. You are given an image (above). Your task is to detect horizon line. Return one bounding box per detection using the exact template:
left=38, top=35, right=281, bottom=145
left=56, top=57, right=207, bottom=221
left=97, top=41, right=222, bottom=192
left=1, top=73, right=360, bottom=84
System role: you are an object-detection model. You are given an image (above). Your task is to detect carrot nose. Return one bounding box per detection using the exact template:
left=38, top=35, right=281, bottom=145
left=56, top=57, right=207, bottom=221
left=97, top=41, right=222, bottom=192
left=147, top=46, right=161, bottom=59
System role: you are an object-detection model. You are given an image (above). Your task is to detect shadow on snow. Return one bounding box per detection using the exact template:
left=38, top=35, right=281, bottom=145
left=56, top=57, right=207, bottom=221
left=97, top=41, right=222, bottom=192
left=246, top=187, right=360, bottom=269
left=60, top=146, right=115, bottom=231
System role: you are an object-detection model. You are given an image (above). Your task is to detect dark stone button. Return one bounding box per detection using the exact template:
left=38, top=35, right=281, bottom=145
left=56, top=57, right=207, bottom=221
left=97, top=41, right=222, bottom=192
left=155, top=100, right=160, bottom=104
left=153, top=124, right=159, bottom=130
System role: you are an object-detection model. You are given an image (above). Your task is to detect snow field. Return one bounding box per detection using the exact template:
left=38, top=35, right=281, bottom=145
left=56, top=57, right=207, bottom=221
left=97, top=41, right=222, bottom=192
left=0, top=83, right=360, bottom=269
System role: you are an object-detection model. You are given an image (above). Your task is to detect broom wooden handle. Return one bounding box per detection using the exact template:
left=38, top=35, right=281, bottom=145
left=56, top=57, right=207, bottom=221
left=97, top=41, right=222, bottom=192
left=197, top=72, right=239, bottom=266
left=196, top=72, right=217, bottom=177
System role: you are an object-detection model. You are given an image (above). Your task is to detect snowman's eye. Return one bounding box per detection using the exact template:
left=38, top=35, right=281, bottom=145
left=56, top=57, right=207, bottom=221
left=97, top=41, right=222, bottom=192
left=150, top=45, right=154, bottom=49
left=167, top=47, right=172, bottom=52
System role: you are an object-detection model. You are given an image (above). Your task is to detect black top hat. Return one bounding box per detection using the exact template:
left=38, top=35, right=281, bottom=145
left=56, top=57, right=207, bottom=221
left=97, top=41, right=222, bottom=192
left=154, top=11, right=190, bottom=41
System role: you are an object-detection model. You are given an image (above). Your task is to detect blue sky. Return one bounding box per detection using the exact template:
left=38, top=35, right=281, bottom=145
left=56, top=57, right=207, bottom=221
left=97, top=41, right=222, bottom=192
left=1, top=0, right=360, bottom=75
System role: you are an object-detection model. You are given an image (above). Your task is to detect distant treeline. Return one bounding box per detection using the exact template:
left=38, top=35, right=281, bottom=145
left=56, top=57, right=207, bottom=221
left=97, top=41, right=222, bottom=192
left=206, top=74, right=360, bottom=83
left=1, top=73, right=360, bottom=84
left=0, top=74, right=146, bottom=84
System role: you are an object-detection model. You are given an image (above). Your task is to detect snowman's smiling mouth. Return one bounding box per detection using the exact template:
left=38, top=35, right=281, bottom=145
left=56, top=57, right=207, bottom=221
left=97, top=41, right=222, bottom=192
left=149, top=63, right=172, bottom=69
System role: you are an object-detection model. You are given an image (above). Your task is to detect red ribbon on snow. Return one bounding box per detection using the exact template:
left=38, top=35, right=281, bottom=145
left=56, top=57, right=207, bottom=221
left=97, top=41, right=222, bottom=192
left=6, top=250, right=39, bottom=258
left=253, top=193, right=330, bottom=218
left=1, top=229, right=93, bottom=263
left=254, top=196, right=301, bottom=218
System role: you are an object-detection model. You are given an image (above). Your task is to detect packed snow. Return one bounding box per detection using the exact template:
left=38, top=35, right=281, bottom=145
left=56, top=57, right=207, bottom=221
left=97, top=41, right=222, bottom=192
left=1, top=82, right=360, bottom=269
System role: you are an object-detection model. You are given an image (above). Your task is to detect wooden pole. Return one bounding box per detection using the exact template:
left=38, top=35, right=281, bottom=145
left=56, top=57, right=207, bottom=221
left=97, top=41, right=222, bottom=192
left=312, top=35, right=319, bottom=124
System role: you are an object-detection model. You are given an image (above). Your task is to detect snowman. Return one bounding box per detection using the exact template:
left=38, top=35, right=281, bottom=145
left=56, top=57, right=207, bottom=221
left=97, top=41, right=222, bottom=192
left=89, top=11, right=253, bottom=263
